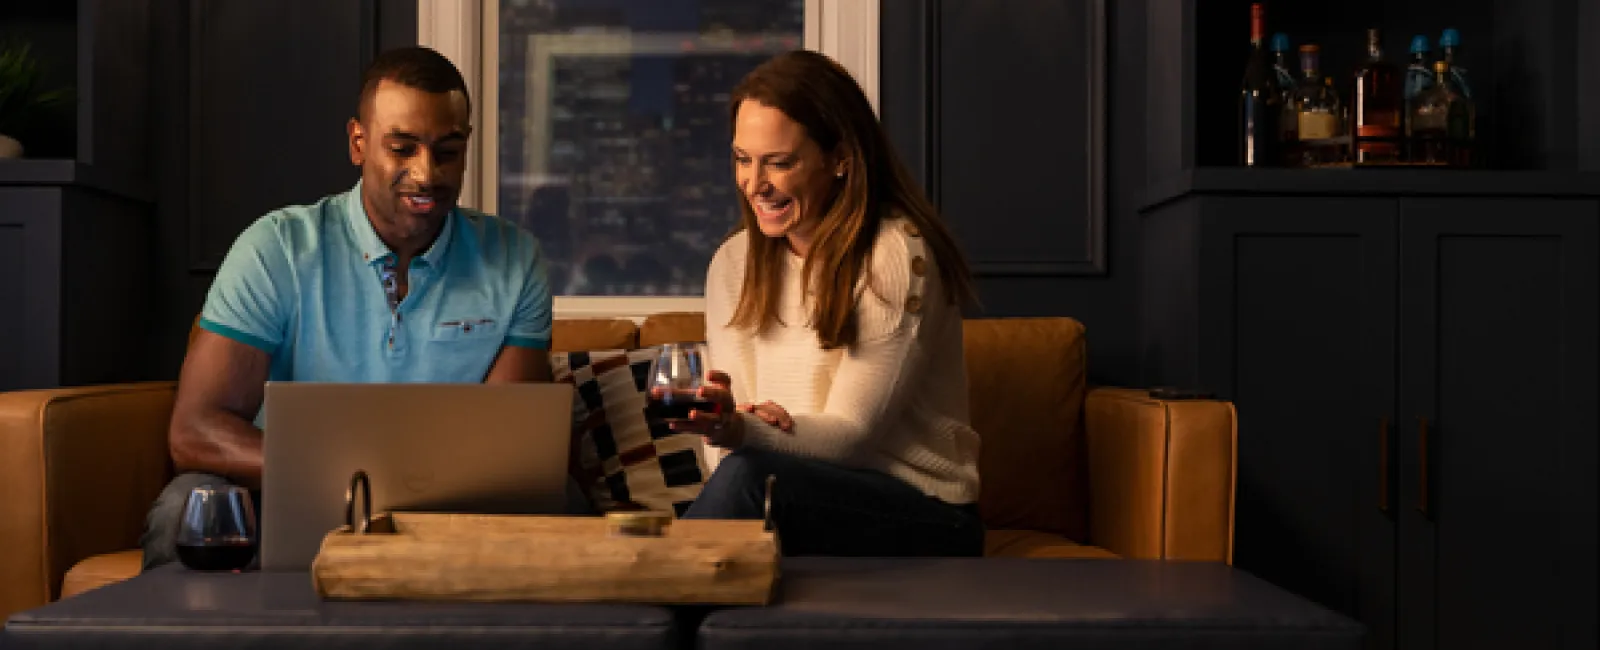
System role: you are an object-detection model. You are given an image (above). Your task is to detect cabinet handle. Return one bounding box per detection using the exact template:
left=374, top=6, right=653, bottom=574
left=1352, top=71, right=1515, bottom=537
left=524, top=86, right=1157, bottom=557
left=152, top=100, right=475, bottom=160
left=1378, top=416, right=1390, bottom=514
left=1417, top=417, right=1430, bottom=518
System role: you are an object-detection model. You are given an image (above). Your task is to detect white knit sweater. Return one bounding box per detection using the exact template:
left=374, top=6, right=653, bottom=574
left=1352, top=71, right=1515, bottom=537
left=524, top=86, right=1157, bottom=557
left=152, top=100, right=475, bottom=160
left=702, top=218, right=981, bottom=505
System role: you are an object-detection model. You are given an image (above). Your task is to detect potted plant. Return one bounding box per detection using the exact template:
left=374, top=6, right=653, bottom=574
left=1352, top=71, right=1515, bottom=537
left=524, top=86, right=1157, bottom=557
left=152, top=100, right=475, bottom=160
left=0, top=38, right=69, bottom=159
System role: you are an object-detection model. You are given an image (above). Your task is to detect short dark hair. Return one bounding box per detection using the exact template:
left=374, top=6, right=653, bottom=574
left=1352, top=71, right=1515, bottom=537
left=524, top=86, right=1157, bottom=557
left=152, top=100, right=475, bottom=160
left=357, top=46, right=471, bottom=121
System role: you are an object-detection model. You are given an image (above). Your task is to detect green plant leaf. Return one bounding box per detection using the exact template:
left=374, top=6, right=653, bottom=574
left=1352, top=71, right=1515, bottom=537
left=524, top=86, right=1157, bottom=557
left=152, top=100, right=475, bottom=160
left=0, top=37, right=70, bottom=137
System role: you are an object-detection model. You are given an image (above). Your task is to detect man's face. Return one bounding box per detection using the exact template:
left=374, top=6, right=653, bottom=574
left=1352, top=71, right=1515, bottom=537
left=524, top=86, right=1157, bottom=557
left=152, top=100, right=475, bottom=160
left=347, top=79, right=472, bottom=243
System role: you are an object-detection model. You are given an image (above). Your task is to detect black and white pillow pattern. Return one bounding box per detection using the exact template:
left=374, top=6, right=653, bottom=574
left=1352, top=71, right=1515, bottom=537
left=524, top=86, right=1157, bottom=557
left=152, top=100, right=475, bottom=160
left=551, top=348, right=710, bottom=516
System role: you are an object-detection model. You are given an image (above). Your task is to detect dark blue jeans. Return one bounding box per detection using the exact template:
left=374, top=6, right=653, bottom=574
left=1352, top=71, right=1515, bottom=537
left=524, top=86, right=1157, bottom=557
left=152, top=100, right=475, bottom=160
left=683, top=447, right=985, bottom=557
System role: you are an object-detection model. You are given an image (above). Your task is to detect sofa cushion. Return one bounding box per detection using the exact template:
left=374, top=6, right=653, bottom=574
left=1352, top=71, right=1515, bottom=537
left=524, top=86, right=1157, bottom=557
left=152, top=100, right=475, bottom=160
left=60, top=550, right=142, bottom=600
left=553, top=319, right=639, bottom=352
left=962, top=318, right=1089, bottom=542
left=639, top=312, right=706, bottom=348
left=552, top=349, right=711, bottom=515
left=983, top=529, right=1117, bottom=559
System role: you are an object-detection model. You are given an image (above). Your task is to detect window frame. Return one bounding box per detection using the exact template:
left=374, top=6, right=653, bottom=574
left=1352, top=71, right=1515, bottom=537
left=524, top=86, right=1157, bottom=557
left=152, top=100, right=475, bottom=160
left=418, top=0, right=880, bottom=320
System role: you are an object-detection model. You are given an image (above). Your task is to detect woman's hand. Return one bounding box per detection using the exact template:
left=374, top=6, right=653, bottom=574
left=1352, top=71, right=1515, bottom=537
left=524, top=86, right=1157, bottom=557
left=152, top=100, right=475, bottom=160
left=666, top=370, right=743, bottom=447
left=740, top=401, right=794, bottom=432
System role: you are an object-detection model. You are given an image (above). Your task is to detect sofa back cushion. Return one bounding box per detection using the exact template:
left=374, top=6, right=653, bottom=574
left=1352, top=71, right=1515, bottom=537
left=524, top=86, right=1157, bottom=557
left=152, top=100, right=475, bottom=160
left=961, top=318, right=1089, bottom=542
left=639, top=312, right=706, bottom=347
left=553, top=319, right=638, bottom=352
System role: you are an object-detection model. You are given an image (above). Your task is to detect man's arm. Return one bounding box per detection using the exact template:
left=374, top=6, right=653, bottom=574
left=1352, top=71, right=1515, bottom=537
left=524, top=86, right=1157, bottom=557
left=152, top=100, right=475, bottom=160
left=494, top=229, right=554, bottom=382
left=484, top=345, right=553, bottom=383
left=168, top=330, right=272, bottom=490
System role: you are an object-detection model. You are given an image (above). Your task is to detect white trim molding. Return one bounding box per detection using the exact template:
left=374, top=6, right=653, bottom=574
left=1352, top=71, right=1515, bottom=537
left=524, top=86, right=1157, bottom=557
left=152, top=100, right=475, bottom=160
left=808, top=0, right=880, bottom=113
left=420, top=0, right=880, bottom=320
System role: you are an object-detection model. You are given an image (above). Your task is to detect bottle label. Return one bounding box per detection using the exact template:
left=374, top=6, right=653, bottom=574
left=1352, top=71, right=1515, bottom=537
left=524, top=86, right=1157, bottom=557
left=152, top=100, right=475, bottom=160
left=1298, top=112, right=1338, bottom=140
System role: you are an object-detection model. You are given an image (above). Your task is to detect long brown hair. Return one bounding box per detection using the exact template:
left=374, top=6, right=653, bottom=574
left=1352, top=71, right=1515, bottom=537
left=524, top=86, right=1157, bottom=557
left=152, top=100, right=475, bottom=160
left=726, top=50, right=975, bottom=349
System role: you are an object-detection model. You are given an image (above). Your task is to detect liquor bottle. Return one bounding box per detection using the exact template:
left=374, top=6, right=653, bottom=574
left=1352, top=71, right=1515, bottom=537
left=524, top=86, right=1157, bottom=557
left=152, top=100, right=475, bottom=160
left=1404, top=35, right=1436, bottom=161
left=1271, top=33, right=1297, bottom=90
left=1408, top=60, right=1471, bottom=166
left=1285, top=45, right=1343, bottom=167
left=1352, top=28, right=1402, bottom=163
left=1237, top=3, right=1283, bottom=167
left=1272, top=33, right=1298, bottom=149
left=1439, top=28, right=1472, bottom=100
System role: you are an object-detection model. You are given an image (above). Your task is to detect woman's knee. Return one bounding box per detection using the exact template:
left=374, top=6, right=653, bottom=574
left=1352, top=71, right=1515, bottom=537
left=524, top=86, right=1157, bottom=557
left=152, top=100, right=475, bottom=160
left=684, top=448, right=779, bottom=519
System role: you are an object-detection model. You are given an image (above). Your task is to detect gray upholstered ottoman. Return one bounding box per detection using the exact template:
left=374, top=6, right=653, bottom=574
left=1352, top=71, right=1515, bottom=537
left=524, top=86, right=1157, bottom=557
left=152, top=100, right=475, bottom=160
left=697, top=557, right=1363, bottom=650
left=1, top=564, right=681, bottom=650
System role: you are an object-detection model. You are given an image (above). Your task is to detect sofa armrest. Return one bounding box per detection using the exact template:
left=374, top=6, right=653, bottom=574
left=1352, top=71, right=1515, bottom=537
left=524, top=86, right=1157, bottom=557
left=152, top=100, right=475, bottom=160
left=1083, top=387, right=1236, bottom=563
left=0, top=382, right=176, bottom=618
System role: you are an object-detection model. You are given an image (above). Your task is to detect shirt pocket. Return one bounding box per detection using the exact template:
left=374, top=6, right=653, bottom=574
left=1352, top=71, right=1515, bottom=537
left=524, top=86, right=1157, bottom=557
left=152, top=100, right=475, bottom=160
left=430, top=317, right=505, bottom=343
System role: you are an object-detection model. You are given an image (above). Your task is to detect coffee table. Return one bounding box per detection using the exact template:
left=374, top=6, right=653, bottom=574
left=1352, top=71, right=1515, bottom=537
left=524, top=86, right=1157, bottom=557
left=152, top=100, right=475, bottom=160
left=1, top=564, right=681, bottom=650
left=697, top=557, right=1364, bottom=650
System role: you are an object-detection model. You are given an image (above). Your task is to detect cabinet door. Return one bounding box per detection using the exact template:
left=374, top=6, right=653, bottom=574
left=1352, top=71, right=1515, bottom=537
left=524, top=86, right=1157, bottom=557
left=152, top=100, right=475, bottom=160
left=1198, top=197, right=1398, bottom=650
left=0, top=188, right=63, bottom=391
left=1398, top=199, right=1599, bottom=650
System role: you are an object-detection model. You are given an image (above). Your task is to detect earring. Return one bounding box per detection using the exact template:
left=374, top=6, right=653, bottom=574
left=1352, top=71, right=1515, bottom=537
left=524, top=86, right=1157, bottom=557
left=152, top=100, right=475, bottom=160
left=836, top=170, right=845, bottom=178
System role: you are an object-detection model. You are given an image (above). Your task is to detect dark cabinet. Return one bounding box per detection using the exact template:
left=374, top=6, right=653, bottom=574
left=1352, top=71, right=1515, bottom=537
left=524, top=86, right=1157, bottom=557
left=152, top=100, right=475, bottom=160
left=0, top=181, right=156, bottom=391
left=1395, top=199, right=1599, bottom=650
left=1141, top=188, right=1598, bottom=650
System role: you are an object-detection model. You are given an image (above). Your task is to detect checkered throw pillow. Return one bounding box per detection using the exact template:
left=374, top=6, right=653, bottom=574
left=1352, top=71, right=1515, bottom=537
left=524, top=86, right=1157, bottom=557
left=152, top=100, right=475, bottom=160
left=551, top=348, right=710, bottom=516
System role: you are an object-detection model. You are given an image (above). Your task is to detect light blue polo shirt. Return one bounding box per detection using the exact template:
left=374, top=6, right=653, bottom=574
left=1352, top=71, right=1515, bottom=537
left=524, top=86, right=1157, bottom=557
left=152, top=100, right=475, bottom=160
left=198, top=180, right=552, bottom=411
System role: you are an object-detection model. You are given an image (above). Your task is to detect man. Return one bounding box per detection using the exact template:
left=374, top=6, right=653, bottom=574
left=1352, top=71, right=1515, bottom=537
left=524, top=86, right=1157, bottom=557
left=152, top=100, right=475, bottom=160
left=140, top=46, right=559, bottom=569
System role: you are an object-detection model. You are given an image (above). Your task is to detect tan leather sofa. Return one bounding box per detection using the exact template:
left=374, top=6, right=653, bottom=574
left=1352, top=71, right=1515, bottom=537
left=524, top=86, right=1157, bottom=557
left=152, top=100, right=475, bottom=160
left=0, top=313, right=1236, bottom=619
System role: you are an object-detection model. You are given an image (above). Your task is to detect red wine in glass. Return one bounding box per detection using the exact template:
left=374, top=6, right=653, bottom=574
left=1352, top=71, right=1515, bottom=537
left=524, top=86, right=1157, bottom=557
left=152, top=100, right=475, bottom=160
left=647, top=342, right=718, bottom=423
left=646, top=389, right=722, bottom=422
left=177, top=538, right=257, bottom=571
left=175, top=486, right=258, bottom=572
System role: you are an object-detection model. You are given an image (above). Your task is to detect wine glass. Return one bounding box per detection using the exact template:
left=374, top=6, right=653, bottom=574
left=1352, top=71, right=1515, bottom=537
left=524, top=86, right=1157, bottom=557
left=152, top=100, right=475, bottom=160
left=175, top=485, right=258, bottom=572
left=645, top=342, right=720, bottom=424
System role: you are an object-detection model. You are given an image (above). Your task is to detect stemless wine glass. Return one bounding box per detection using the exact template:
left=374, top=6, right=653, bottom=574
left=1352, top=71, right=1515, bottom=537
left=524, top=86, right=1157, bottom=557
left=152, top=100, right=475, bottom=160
left=645, top=342, right=720, bottom=424
left=175, top=485, right=258, bottom=572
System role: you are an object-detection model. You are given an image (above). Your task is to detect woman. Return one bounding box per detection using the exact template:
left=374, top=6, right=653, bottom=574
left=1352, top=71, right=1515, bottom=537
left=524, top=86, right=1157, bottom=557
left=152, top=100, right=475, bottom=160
left=673, top=50, right=984, bottom=557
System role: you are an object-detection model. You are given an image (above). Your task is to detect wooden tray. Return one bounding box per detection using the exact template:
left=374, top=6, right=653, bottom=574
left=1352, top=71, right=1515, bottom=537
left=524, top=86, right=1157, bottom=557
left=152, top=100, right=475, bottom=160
left=310, top=471, right=780, bottom=605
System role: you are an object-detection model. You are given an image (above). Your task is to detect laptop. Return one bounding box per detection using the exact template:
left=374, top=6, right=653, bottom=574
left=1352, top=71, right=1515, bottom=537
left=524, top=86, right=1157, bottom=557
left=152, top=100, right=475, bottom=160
left=259, top=381, right=575, bottom=570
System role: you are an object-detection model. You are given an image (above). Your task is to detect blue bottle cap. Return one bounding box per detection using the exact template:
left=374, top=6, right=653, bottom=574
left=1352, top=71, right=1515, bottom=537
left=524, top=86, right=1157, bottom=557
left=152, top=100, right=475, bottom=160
left=1440, top=28, right=1460, bottom=47
left=1271, top=33, right=1290, bottom=52
left=1410, top=35, right=1429, bottom=53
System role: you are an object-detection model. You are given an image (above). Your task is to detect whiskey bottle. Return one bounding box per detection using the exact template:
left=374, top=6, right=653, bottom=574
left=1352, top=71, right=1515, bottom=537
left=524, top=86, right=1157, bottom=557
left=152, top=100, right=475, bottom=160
left=1237, top=3, right=1283, bottom=167
left=1272, top=33, right=1298, bottom=149
left=1271, top=33, right=1297, bottom=90
left=1440, top=28, right=1476, bottom=164
left=1439, top=28, right=1472, bottom=100
left=1286, top=45, right=1343, bottom=167
left=1404, top=35, right=1436, bottom=161
left=1352, top=28, right=1402, bottom=163
left=1408, top=60, right=1471, bottom=166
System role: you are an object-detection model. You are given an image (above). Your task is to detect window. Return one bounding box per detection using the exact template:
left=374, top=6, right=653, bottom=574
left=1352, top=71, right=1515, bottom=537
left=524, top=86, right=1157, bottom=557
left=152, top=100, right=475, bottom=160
left=419, top=0, right=879, bottom=319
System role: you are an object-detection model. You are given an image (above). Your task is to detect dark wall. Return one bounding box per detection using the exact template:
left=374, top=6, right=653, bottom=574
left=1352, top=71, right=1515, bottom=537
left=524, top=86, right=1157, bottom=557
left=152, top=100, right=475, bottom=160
left=145, top=0, right=417, bottom=377
left=882, top=0, right=1145, bottom=386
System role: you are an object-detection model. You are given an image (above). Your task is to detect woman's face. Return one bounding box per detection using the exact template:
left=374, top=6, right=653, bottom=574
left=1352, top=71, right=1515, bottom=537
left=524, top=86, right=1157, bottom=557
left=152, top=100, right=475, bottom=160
left=731, top=98, right=839, bottom=247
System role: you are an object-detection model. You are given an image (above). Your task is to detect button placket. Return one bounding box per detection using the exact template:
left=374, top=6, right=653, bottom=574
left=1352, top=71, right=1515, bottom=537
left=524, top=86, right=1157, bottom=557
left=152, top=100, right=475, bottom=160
left=378, top=257, right=405, bottom=353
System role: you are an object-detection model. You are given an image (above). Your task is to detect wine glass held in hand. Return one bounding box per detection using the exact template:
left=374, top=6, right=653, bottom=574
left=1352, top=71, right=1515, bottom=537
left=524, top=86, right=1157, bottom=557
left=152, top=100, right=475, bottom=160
left=175, top=485, right=258, bottom=572
left=645, top=342, right=722, bottom=423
